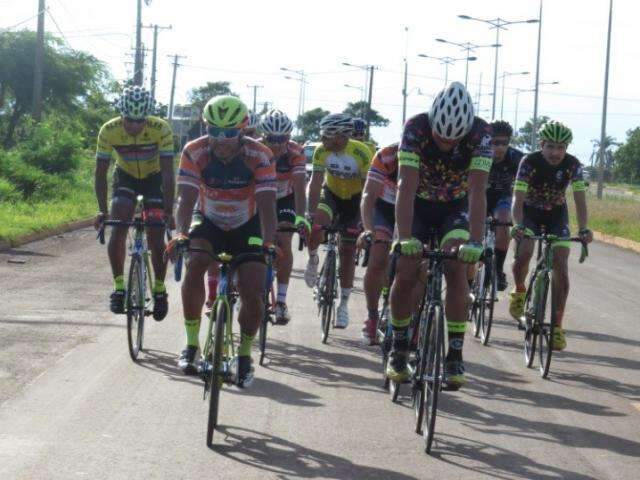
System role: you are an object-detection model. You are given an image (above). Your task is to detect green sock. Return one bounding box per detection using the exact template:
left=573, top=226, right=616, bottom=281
left=153, top=279, right=166, bottom=294
left=238, top=332, right=254, bottom=357
left=185, top=318, right=201, bottom=347
left=113, top=275, right=125, bottom=291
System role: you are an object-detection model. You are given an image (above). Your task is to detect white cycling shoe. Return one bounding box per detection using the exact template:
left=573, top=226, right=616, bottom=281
left=335, top=303, right=350, bottom=329
left=304, top=254, right=319, bottom=288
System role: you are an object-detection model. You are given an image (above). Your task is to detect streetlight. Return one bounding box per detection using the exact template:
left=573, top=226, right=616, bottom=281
left=514, top=81, right=558, bottom=137
left=435, top=37, right=500, bottom=88
left=344, top=83, right=365, bottom=102
left=500, top=71, right=529, bottom=119
left=342, top=61, right=377, bottom=139
left=281, top=67, right=307, bottom=131
left=418, top=54, right=476, bottom=86
left=458, top=14, right=539, bottom=120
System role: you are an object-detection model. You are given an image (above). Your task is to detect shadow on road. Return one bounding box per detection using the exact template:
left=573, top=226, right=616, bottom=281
left=137, top=348, right=202, bottom=387
left=212, top=425, right=420, bottom=480
left=226, top=377, right=323, bottom=407
left=1, top=249, right=57, bottom=258
left=0, top=318, right=125, bottom=329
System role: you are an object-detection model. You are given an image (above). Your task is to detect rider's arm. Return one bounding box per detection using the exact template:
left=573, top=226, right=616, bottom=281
left=307, top=169, right=324, bottom=217
left=573, top=190, right=588, bottom=231
left=361, top=176, right=382, bottom=233
left=257, top=190, right=277, bottom=244
left=395, top=162, right=419, bottom=239
left=94, top=160, right=110, bottom=215
left=512, top=155, right=530, bottom=226
left=467, top=169, right=489, bottom=243
left=159, top=156, right=175, bottom=218
left=175, top=184, right=198, bottom=235
left=291, top=151, right=307, bottom=217
left=512, top=190, right=526, bottom=226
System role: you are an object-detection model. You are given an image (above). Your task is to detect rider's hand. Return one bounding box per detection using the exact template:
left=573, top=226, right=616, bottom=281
left=165, top=233, right=189, bottom=263
left=294, top=215, right=311, bottom=238
left=94, top=212, right=107, bottom=231
left=264, top=241, right=283, bottom=261
left=579, top=228, right=594, bottom=244
left=458, top=241, right=484, bottom=264
left=510, top=223, right=526, bottom=241
left=393, top=237, right=422, bottom=257
left=356, top=230, right=373, bottom=249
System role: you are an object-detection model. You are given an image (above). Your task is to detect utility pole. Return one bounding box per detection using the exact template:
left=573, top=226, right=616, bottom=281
left=531, top=0, right=544, bottom=148
left=597, top=0, right=614, bottom=200
left=168, top=54, right=186, bottom=122
left=401, top=27, right=409, bottom=125
left=247, top=84, right=263, bottom=112
left=32, top=0, right=46, bottom=121
left=365, top=66, right=375, bottom=139
left=134, top=0, right=143, bottom=85
left=143, top=24, right=172, bottom=100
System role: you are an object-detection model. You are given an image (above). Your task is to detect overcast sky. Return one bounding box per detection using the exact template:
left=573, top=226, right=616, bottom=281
left=3, top=0, right=639, bottom=162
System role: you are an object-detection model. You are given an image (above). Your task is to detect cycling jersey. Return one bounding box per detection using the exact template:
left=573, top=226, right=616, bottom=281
left=367, top=143, right=398, bottom=205
left=514, top=151, right=586, bottom=210
left=96, top=116, right=174, bottom=179
left=263, top=140, right=306, bottom=200
left=312, top=139, right=371, bottom=200
left=177, top=136, right=276, bottom=230
left=398, top=114, right=493, bottom=202
left=488, top=146, right=523, bottom=195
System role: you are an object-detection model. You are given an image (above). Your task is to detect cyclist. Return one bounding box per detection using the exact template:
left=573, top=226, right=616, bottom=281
left=352, top=117, right=377, bottom=158
left=171, top=95, right=277, bottom=386
left=260, top=109, right=310, bottom=324
left=94, top=86, right=175, bottom=320
left=486, top=120, right=523, bottom=291
left=305, top=113, right=371, bottom=328
left=243, top=111, right=261, bottom=139
left=357, top=143, right=398, bottom=345
left=386, top=82, right=493, bottom=390
left=509, top=121, right=593, bottom=350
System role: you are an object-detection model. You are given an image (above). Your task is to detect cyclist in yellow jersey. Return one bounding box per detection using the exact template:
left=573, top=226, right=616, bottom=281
left=305, top=114, right=370, bottom=328
left=94, top=86, right=175, bottom=320
left=352, top=117, right=377, bottom=159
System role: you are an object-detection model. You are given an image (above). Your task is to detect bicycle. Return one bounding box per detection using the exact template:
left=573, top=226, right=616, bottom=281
left=313, top=225, right=342, bottom=344
left=469, top=218, right=512, bottom=345
left=258, top=225, right=304, bottom=366
left=175, top=246, right=273, bottom=447
left=518, top=231, right=588, bottom=378
left=97, top=195, right=167, bottom=362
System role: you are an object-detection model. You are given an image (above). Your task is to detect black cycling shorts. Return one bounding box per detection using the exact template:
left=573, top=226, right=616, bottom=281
left=317, top=185, right=361, bottom=240
left=486, top=188, right=512, bottom=216
left=522, top=204, right=570, bottom=239
left=277, top=194, right=297, bottom=225
left=373, top=199, right=395, bottom=240
left=112, top=167, right=163, bottom=209
left=412, top=196, right=470, bottom=246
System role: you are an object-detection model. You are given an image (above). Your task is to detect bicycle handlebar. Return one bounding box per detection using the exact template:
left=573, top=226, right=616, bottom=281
left=525, top=235, right=589, bottom=263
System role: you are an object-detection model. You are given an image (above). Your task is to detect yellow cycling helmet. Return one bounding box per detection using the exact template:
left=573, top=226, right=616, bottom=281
left=202, top=95, right=248, bottom=128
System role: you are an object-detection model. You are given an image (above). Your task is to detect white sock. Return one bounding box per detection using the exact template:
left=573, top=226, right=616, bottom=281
left=277, top=283, right=288, bottom=303
left=340, top=287, right=352, bottom=306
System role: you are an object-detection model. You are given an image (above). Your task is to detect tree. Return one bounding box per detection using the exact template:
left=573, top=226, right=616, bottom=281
left=512, top=116, right=550, bottom=152
left=187, top=81, right=237, bottom=115
left=294, top=107, right=330, bottom=143
left=587, top=135, right=619, bottom=182
left=613, top=128, right=640, bottom=183
left=342, top=101, right=390, bottom=127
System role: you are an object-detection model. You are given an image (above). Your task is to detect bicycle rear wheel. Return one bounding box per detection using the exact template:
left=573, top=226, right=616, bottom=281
left=206, top=301, right=227, bottom=447
left=126, top=254, right=145, bottom=361
left=538, top=272, right=554, bottom=378
left=422, top=303, right=443, bottom=454
left=480, top=254, right=497, bottom=345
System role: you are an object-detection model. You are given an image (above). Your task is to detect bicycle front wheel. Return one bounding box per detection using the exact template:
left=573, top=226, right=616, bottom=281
left=413, top=306, right=432, bottom=435
left=259, top=288, right=271, bottom=366
left=422, top=303, right=443, bottom=454
left=320, top=252, right=336, bottom=344
left=480, top=254, right=497, bottom=345
left=126, top=254, right=145, bottom=361
left=538, top=272, right=554, bottom=378
left=523, top=273, right=538, bottom=368
left=207, top=301, right=227, bottom=447
left=470, top=264, right=485, bottom=338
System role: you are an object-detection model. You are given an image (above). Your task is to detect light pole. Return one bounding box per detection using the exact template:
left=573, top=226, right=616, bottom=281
left=418, top=54, right=476, bottom=86
left=343, top=62, right=377, bottom=139
left=281, top=67, right=307, bottom=129
left=531, top=0, right=544, bottom=148
left=514, top=81, right=558, bottom=140
left=500, top=71, right=529, bottom=119
left=435, top=38, right=500, bottom=88
left=344, top=83, right=365, bottom=102
left=458, top=14, right=539, bottom=120
left=597, top=0, right=614, bottom=200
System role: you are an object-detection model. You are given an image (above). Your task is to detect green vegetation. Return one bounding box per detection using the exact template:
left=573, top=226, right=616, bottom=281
left=568, top=191, right=640, bottom=243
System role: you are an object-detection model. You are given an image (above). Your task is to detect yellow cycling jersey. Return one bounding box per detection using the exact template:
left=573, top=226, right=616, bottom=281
left=312, top=139, right=372, bottom=199
left=96, top=116, right=174, bottom=179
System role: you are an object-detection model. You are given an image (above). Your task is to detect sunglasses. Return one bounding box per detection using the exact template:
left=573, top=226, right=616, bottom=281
left=491, top=140, right=509, bottom=146
left=207, top=126, right=241, bottom=139
left=265, top=134, right=289, bottom=144
left=124, top=117, right=146, bottom=124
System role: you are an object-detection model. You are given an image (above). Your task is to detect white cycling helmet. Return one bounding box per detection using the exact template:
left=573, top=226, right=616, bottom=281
left=320, top=113, right=353, bottom=137
left=260, top=109, right=294, bottom=135
left=428, top=81, right=475, bottom=140
left=246, top=111, right=260, bottom=130
left=117, top=85, right=155, bottom=120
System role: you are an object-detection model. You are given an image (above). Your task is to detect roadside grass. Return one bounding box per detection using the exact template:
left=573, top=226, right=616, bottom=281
left=568, top=191, right=640, bottom=243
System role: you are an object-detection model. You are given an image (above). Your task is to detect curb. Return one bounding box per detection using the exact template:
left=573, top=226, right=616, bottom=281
left=592, top=230, right=640, bottom=254
left=0, top=218, right=93, bottom=252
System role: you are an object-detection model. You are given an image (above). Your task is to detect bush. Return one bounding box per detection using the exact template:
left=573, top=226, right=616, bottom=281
left=0, top=149, right=67, bottom=200
left=0, top=177, right=20, bottom=203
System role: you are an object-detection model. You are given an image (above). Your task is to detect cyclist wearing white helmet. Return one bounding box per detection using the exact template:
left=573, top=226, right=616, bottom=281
left=352, top=117, right=377, bottom=158
left=386, top=81, right=493, bottom=389
left=243, top=111, right=261, bottom=139
left=94, top=85, right=175, bottom=321
left=304, top=113, right=372, bottom=328
left=259, top=109, right=310, bottom=325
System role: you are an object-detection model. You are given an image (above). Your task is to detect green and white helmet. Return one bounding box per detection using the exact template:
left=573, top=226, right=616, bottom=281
left=202, top=95, right=248, bottom=128
left=539, top=121, right=573, bottom=144
left=117, top=86, right=154, bottom=120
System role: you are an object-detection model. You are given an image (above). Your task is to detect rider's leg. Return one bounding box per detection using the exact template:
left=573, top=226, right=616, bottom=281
left=107, top=197, right=135, bottom=287
left=181, top=239, right=212, bottom=347
left=364, top=240, right=390, bottom=320
left=551, top=244, right=571, bottom=328
left=276, top=230, right=294, bottom=303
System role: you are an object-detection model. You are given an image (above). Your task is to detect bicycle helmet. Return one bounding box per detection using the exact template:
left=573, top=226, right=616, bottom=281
left=202, top=95, right=248, bottom=128
left=428, top=81, right=475, bottom=140
left=117, top=86, right=155, bottom=120
left=352, top=117, right=366, bottom=138
left=246, top=110, right=260, bottom=130
left=539, top=121, right=573, bottom=145
left=260, top=109, right=294, bottom=135
left=319, top=113, right=353, bottom=137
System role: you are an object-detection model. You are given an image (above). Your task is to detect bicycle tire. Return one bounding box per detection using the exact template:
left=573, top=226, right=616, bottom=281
left=206, top=301, right=227, bottom=447
left=258, top=289, right=270, bottom=366
left=523, top=272, right=538, bottom=368
left=538, top=272, right=554, bottom=378
left=470, top=264, right=485, bottom=338
left=422, top=303, right=443, bottom=454
left=481, top=254, right=497, bottom=345
left=126, top=255, right=144, bottom=361
left=413, top=305, right=432, bottom=435
left=321, top=252, right=336, bottom=344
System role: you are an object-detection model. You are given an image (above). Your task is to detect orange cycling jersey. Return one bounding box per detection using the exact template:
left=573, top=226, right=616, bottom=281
left=261, top=140, right=306, bottom=199
left=177, top=137, right=276, bottom=230
left=367, top=143, right=398, bottom=205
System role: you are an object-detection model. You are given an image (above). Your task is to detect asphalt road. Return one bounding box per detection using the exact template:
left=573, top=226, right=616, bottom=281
left=1, top=228, right=639, bottom=479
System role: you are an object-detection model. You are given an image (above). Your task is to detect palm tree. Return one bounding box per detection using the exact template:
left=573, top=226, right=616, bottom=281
left=589, top=136, right=620, bottom=177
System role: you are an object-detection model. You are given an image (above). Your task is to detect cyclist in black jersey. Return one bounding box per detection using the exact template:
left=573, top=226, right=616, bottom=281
left=487, top=121, right=523, bottom=290
left=510, top=121, right=593, bottom=351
